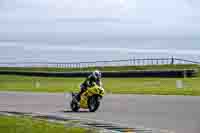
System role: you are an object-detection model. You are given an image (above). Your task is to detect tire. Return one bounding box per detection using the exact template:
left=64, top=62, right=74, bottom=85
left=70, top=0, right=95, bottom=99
left=88, top=95, right=100, bottom=112
left=70, top=100, right=80, bottom=112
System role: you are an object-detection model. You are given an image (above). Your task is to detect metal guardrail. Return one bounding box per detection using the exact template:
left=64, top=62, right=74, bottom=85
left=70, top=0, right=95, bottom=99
left=0, top=58, right=199, bottom=68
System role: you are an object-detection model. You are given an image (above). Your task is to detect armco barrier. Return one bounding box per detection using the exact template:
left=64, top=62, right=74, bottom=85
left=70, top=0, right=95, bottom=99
left=0, top=69, right=198, bottom=78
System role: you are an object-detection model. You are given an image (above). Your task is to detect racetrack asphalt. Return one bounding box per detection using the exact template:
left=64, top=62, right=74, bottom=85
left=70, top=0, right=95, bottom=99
left=0, top=91, right=200, bottom=133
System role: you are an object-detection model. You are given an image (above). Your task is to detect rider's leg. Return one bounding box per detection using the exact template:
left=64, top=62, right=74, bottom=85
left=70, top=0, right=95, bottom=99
left=76, top=85, right=86, bottom=102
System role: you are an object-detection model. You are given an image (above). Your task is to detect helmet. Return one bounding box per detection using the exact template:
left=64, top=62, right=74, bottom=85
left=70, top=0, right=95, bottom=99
left=92, top=70, right=102, bottom=79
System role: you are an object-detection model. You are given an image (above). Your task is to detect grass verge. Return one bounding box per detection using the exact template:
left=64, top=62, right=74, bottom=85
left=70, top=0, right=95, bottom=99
left=0, top=115, right=97, bottom=133
left=0, top=75, right=200, bottom=95
left=0, top=64, right=199, bottom=95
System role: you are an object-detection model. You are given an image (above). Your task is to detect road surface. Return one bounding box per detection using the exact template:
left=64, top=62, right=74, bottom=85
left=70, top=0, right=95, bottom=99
left=0, top=92, right=200, bottom=133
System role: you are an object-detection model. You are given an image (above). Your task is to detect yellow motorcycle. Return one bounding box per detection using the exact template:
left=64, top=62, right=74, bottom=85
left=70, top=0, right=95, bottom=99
left=70, top=84, right=105, bottom=112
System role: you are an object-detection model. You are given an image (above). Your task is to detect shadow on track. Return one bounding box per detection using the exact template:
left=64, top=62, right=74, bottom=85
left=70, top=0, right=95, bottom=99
left=60, top=110, right=91, bottom=113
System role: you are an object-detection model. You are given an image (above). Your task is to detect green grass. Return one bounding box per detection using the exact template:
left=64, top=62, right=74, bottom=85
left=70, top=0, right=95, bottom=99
left=0, top=75, right=200, bottom=95
left=0, top=64, right=199, bottom=95
left=0, top=115, right=97, bottom=133
left=0, top=64, right=199, bottom=72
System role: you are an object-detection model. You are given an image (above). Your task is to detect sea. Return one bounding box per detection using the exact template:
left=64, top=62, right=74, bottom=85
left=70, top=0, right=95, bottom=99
left=0, top=40, right=200, bottom=64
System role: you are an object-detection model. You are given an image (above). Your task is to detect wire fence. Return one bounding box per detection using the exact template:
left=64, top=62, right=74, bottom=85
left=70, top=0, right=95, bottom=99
left=0, top=57, right=199, bottom=68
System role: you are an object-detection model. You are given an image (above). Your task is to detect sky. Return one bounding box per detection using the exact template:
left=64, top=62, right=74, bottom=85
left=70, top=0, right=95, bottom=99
left=0, top=0, right=200, bottom=62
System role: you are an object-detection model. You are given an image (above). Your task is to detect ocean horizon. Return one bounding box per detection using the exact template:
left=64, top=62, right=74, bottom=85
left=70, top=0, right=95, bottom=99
left=1, top=41, right=200, bottom=63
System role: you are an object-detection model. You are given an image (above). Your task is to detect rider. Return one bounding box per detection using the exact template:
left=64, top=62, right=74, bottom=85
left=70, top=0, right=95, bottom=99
left=75, top=70, right=102, bottom=102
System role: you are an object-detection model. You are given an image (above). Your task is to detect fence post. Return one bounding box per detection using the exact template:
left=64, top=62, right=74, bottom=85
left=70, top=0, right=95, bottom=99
left=184, top=69, right=187, bottom=78
left=171, top=56, right=174, bottom=65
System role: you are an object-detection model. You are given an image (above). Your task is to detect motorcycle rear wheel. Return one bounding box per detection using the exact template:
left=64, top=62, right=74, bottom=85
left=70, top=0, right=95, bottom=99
left=70, top=100, right=80, bottom=112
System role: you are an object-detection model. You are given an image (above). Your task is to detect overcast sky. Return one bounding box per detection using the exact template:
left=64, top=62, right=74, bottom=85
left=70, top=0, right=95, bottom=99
left=1, top=0, right=200, bottom=43
left=0, top=0, right=200, bottom=62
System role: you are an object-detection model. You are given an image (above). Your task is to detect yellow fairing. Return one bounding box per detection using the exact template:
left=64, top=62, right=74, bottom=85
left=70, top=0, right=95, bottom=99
left=80, top=84, right=105, bottom=109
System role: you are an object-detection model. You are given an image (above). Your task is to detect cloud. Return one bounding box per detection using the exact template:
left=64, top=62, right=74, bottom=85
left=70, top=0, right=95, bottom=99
left=186, top=0, right=200, bottom=8
left=1, top=0, right=199, bottom=21
left=0, top=0, right=124, bottom=19
left=1, top=0, right=200, bottom=62
left=0, top=0, right=200, bottom=45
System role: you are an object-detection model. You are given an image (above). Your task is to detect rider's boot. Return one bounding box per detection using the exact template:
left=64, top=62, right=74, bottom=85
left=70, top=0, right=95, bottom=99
left=76, top=93, right=81, bottom=102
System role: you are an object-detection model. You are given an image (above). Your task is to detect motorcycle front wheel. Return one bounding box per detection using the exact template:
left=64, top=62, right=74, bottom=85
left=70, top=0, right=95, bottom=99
left=88, top=95, right=101, bottom=112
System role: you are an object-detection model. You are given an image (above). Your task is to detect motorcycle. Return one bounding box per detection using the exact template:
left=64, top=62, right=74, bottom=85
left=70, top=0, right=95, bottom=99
left=70, top=84, right=105, bottom=112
